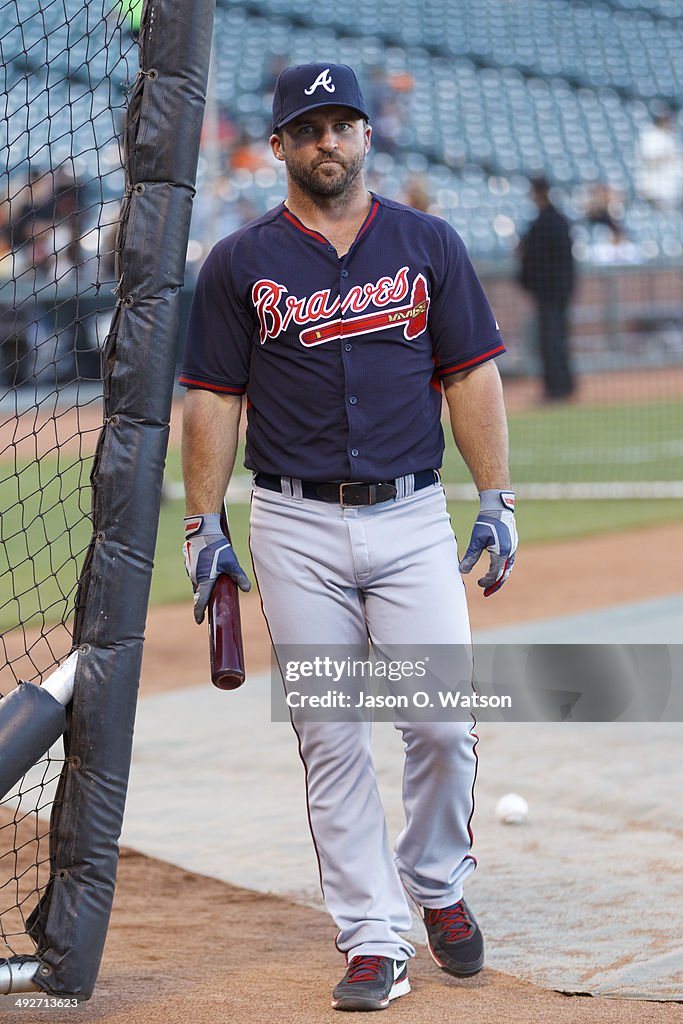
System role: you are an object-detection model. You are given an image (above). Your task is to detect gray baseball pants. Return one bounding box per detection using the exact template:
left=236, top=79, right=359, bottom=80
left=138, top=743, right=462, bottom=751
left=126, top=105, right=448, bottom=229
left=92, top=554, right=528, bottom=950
left=249, top=476, right=478, bottom=962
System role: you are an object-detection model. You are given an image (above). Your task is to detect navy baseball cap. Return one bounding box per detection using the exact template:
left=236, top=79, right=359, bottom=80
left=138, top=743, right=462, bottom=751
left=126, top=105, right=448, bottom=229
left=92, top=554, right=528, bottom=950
left=272, top=63, right=369, bottom=130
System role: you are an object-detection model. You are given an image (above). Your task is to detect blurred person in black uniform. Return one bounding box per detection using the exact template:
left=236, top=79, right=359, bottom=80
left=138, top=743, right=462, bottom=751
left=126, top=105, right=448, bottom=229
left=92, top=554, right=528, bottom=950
left=519, top=177, right=576, bottom=401
left=3, top=167, right=94, bottom=386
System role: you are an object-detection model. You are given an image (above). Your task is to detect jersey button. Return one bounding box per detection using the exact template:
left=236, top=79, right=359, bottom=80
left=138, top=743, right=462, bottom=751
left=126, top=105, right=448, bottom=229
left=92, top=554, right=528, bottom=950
left=348, top=396, right=357, bottom=405
left=341, top=270, right=349, bottom=278
left=345, top=343, right=353, bottom=352
left=350, top=448, right=359, bottom=457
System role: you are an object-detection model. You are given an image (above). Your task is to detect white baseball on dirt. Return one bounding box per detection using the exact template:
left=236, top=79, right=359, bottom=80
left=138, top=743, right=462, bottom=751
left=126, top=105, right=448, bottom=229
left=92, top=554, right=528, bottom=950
left=495, top=793, right=528, bottom=824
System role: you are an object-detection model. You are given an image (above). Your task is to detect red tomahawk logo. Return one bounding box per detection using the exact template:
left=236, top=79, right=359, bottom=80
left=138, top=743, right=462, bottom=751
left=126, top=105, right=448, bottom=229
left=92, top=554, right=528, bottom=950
left=299, top=274, right=430, bottom=347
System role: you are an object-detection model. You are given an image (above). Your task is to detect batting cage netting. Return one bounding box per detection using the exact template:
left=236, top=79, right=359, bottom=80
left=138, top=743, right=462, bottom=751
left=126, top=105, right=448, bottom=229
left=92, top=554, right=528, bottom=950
left=1, top=0, right=138, bottom=975
left=1, top=0, right=213, bottom=998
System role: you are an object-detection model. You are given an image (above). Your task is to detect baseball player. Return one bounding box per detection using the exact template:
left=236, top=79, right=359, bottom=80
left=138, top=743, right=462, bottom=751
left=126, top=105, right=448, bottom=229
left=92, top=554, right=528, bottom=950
left=181, top=63, right=517, bottom=1012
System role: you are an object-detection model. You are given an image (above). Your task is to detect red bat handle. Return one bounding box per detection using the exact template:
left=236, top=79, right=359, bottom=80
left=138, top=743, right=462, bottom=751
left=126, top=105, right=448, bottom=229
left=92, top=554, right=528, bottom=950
left=207, top=503, right=246, bottom=690
left=208, top=573, right=246, bottom=690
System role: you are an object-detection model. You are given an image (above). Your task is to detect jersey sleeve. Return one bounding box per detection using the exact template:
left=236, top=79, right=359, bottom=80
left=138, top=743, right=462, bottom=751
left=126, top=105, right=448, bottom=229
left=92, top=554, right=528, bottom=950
left=179, top=239, right=253, bottom=395
left=429, top=224, right=505, bottom=380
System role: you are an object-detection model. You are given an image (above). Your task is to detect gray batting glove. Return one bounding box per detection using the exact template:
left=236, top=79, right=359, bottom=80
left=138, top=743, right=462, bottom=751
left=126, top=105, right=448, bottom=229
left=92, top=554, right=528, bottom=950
left=183, top=513, right=251, bottom=624
left=459, top=490, right=518, bottom=597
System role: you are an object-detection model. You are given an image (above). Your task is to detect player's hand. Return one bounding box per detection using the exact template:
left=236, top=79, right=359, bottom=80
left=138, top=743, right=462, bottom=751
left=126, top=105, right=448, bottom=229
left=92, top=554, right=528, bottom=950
left=459, top=490, right=518, bottom=597
left=183, top=513, right=251, bottom=624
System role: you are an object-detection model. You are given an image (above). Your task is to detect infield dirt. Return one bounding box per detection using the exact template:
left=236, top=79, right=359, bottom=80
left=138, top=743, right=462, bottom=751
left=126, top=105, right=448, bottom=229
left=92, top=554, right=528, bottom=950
left=1, top=830, right=680, bottom=1024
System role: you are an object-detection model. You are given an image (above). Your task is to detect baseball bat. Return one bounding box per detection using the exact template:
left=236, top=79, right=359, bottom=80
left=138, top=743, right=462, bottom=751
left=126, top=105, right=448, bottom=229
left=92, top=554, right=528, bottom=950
left=207, top=503, right=246, bottom=690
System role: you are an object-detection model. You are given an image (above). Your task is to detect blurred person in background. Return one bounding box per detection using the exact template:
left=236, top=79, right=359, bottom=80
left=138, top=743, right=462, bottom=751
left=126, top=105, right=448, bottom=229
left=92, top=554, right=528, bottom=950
left=584, top=182, right=641, bottom=264
left=368, top=69, right=411, bottom=156
left=401, top=176, right=431, bottom=213
left=518, top=176, right=576, bottom=402
left=584, top=181, right=623, bottom=232
left=13, top=170, right=55, bottom=248
left=6, top=168, right=90, bottom=385
left=636, top=103, right=683, bottom=210
left=229, top=127, right=271, bottom=173
left=0, top=194, right=27, bottom=386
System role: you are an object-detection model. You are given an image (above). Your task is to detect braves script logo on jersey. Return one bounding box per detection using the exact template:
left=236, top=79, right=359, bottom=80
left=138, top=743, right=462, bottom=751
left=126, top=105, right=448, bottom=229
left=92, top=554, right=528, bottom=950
left=304, top=68, right=335, bottom=96
left=252, top=267, right=430, bottom=347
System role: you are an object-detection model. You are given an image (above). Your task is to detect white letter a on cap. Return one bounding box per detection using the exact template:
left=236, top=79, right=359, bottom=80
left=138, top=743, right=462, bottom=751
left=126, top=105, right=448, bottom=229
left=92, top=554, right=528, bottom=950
left=304, top=68, right=335, bottom=96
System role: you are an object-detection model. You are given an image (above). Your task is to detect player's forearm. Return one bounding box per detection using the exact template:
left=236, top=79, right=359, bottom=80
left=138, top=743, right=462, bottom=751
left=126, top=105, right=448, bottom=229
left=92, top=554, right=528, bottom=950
left=181, top=389, right=243, bottom=515
left=443, top=361, right=511, bottom=491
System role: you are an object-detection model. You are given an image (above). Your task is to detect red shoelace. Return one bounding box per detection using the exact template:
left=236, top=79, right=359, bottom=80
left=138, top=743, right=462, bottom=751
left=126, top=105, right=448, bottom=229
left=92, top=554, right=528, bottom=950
left=426, top=902, right=473, bottom=942
left=346, top=955, right=385, bottom=983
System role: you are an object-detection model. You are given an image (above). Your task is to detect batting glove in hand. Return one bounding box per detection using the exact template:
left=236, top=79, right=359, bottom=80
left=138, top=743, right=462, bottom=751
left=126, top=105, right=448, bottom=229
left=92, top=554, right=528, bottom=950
left=459, top=490, right=517, bottom=597
left=183, top=513, right=251, bottom=624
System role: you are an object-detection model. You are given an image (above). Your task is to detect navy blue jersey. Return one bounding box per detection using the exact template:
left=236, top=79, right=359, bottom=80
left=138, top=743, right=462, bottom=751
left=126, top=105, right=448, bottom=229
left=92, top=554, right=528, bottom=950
left=180, top=194, right=504, bottom=481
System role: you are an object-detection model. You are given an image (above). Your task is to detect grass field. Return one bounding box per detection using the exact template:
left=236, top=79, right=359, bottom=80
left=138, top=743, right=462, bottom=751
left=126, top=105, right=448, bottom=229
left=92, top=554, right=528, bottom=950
left=2, top=436, right=679, bottom=634
left=147, top=492, right=683, bottom=613
left=2, top=395, right=682, bottom=632
left=443, top=399, right=683, bottom=483
left=0, top=456, right=93, bottom=633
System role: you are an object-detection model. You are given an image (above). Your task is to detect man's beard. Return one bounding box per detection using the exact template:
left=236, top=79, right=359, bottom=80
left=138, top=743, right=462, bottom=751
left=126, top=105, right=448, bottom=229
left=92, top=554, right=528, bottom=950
left=285, top=150, right=365, bottom=197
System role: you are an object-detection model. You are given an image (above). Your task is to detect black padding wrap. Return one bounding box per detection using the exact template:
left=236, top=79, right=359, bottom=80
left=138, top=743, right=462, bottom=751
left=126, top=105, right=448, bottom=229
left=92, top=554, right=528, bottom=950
left=26, top=0, right=216, bottom=1000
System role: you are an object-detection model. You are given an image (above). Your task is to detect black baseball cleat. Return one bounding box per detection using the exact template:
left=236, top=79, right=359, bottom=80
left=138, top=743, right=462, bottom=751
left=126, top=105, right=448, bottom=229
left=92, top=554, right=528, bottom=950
left=332, top=955, right=410, bottom=1011
left=423, top=899, right=485, bottom=976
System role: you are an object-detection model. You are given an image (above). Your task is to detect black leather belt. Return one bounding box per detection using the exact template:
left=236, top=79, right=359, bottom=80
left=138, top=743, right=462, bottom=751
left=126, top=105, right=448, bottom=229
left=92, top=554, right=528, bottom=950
left=254, top=469, right=438, bottom=507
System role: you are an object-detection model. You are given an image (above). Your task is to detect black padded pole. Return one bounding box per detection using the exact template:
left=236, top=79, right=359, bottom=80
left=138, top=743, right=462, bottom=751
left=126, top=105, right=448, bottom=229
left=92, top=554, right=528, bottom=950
left=26, top=0, right=216, bottom=997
